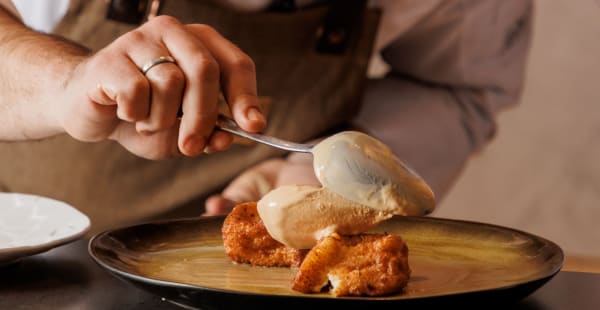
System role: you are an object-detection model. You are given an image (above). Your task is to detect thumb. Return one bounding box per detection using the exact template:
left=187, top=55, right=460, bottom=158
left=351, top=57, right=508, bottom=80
left=204, top=195, right=237, bottom=215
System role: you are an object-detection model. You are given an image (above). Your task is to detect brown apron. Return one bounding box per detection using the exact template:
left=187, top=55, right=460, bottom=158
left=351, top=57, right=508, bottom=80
left=0, top=0, right=379, bottom=234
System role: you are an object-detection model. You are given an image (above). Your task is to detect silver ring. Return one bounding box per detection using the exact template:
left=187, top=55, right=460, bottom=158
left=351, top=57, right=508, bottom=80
left=141, top=56, right=176, bottom=75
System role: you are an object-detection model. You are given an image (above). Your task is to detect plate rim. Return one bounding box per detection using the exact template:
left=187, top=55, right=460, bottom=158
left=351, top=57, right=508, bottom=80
left=88, top=215, right=564, bottom=302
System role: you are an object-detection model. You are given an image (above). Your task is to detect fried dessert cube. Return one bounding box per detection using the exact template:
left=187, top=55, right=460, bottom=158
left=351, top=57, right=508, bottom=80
left=222, top=202, right=307, bottom=267
left=292, top=233, right=410, bottom=296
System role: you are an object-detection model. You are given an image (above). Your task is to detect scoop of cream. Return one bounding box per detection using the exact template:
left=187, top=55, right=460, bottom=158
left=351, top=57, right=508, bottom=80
left=257, top=131, right=435, bottom=249
left=257, top=185, right=386, bottom=249
left=312, top=131, right=435, bottom=216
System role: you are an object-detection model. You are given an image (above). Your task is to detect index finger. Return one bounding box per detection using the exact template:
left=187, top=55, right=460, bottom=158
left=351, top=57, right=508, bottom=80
left=186, top=24, right=266, bottom=133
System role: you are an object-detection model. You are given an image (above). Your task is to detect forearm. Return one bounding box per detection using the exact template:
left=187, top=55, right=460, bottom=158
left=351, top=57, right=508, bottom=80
left=0, top=4, right=89, bottom=140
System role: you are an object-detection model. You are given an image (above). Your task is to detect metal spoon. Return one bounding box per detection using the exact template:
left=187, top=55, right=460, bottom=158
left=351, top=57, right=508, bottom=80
left=216, top=115, right=314, bottom=153
left=216, top=115, right=435, bottom=215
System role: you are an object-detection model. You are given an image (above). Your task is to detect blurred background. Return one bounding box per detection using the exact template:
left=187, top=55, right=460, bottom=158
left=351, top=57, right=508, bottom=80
left=434, top=0, right=600, bottom=266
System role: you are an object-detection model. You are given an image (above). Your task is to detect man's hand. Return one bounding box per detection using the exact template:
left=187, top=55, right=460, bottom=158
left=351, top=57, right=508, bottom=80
left=58, top=16, right=265, bottom=159
left=204, top=153, right=320, bottom=215
left=0, top=6, right=264, bottom=159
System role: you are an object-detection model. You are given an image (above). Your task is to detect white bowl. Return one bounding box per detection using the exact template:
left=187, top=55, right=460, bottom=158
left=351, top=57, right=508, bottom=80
left=0, top=193, right=90, bottom=266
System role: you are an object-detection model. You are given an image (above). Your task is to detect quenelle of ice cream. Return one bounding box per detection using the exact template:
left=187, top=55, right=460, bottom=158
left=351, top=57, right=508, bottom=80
left=257, top=131, right=435, bottom=249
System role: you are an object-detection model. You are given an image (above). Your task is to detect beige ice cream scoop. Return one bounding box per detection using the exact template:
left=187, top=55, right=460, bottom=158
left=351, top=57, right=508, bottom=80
left=257, top=185, right=385, bottom=249
left=216, top=116, right=434, bottom=248
left=311, top=131, right=435, bottom=217
left=256, top=131, right=435, bottom=249
left=218, top=116, right=434, bottom=212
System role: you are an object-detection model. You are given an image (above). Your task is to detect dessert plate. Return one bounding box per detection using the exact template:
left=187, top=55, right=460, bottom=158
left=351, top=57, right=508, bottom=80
left=89, top=215, right=563, bottom=309
left=0, top=193, right=90, bottom=266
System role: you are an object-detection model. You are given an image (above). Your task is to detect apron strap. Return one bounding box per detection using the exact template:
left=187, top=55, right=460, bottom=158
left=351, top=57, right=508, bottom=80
left=315, top=0, right=367, bottom=54
left=106, top=0, right=161, bottom=24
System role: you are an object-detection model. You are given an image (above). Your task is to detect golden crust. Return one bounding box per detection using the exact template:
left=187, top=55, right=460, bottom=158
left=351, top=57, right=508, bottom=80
left=221, top=202, right=307, bottom=267
left=292, top=233, right=410, bottom=296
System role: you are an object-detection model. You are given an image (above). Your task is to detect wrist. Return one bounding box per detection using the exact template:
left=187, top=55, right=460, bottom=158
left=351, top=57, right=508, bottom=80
left=49, top=53, right=89, bottom=136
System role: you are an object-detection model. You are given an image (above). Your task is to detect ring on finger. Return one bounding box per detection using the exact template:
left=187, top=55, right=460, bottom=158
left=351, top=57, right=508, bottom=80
left=141, top=56, right=177, bottom=75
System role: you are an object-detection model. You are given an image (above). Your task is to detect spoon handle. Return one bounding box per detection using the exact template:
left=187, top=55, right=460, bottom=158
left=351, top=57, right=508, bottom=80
left=216, top=115, right=314, bottom=153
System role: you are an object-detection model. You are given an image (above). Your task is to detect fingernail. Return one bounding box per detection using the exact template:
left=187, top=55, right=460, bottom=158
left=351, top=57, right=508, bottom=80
left=184, top=135, right=205, bottom=155
left=203, top=145, right=215, bottom=154
left=246, top=107, right=265, bottom=123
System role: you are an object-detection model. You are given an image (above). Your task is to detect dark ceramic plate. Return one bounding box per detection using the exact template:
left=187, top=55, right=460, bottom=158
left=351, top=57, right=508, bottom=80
left=88, top=216, right=563, bottom=309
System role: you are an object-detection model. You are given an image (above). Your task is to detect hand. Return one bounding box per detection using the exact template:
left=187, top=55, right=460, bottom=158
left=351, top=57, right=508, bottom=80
left=57, top=16, right=265, bottom=159
left=204, top=153, right=320, bottom=215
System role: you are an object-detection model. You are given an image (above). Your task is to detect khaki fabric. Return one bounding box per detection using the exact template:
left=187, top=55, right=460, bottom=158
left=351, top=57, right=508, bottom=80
left=0, top=1, right=380, bottom=233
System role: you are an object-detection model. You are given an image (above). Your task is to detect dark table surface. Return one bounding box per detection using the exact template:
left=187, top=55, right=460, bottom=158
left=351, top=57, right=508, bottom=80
left=1, top=239, right=599, bottom=310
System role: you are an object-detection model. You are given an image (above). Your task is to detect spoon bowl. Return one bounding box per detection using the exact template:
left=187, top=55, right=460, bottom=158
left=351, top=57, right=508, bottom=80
left=217, top=116, right=435, bottom=215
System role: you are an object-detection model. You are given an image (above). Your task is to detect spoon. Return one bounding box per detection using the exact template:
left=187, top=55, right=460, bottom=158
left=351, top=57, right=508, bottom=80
left=216, top=115, right=435, bottom=216
left=216, top=115, right=315, bottom=153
